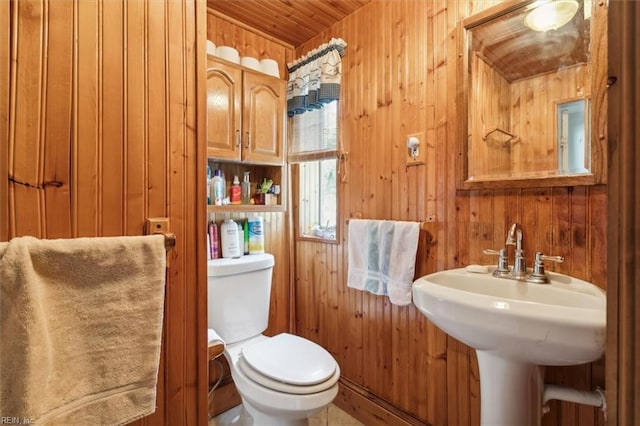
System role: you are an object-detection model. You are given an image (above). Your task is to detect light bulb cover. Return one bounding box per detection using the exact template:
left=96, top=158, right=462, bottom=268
left=524, top=0, right=579, bottom=32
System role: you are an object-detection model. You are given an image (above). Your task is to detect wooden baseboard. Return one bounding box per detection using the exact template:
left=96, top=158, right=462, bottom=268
left=334, top=378, right=428, bottom=426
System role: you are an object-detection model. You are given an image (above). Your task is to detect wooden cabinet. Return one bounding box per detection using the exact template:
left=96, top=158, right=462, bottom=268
left=206, top=56, right=286, bottom=165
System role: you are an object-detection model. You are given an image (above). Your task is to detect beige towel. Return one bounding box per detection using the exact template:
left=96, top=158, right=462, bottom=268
left=0, top=235, right=166, bottom=425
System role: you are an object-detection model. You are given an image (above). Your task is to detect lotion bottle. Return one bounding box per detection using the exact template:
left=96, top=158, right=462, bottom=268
left=220, top=219, right=240, bottom=258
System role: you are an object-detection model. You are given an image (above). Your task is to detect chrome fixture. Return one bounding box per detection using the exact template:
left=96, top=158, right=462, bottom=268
left=483, top=224, right=565, bottom=284
left=505, top=223, right=527, bottom=279
left=528, top=252, right=565, bottom=284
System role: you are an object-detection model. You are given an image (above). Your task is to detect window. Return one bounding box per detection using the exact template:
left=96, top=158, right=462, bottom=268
left=290, top=100, right=339, bottom=242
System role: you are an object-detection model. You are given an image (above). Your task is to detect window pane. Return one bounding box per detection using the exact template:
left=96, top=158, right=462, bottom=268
left=299, top=158, right=337, bottom=240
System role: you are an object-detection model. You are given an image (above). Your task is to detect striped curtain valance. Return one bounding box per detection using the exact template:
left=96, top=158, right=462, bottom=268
left=287, top=38, right=347, bottom=117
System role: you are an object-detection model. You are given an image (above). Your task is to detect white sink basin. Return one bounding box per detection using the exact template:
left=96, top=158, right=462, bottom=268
left=412, top=266, right=606, bottom=426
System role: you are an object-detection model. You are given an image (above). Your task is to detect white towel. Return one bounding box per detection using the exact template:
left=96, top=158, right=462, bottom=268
left=0, top=235, right=166, bottom=426
left=208, top=328, right=225, bottom=348
left=347, top=219, right=420, bottom=306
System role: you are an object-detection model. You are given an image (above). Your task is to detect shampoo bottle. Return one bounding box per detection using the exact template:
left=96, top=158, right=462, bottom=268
left=212, top=169, right=224, bottom=206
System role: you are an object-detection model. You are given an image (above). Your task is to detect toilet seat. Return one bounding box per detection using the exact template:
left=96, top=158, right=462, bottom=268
left=238, top=355, right=340, bottom=395
left=239, top=333, right=339, bottom=394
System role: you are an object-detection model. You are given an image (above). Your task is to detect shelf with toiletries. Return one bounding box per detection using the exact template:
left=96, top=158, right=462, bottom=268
left=207, top=160, right=286, bottom=212
left=206, top=55, right=286, bottom=165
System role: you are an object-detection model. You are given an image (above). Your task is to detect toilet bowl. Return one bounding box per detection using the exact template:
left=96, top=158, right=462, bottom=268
left=222, top=334, right=339, bottom=425
left=208, top=254, right=340, bottom=425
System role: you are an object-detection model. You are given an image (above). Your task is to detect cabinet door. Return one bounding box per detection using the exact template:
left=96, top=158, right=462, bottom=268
left=206, top=60, right=242, bottom=161
left=242, top=72, right=286, bottom=165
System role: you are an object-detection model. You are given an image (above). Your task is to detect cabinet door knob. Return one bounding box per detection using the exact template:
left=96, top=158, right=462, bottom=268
left=236, top=130, right=241, bottom=148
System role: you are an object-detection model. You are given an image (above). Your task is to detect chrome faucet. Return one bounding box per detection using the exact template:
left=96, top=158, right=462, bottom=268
left=505, top=223, right=527, bottom=278
left=483, top=224, right=565, bottom=284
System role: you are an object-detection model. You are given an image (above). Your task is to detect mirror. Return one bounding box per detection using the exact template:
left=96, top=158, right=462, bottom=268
left=456, top=0, right=607, bottom=189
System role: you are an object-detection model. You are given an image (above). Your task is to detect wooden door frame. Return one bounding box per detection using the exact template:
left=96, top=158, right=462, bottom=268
left=606, top=1, right=640, bottom=424
left=195, top=0, right=209, bottom=423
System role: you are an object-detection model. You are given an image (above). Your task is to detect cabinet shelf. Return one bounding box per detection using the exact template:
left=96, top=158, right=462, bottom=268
left=207, top=204, right=285, bottom=213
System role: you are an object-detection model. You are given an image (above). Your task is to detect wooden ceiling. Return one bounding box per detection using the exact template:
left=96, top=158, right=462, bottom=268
left=206, top=0, right=370, bottom=47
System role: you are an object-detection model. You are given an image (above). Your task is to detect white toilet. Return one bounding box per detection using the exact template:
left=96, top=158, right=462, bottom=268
left=208, top=253, right=340, bottom=426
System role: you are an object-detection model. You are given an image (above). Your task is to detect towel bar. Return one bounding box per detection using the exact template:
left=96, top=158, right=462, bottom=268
left=163, top=233, right=176, bottom=250
left=346, top=218, right=430, bottom=232
left=345, top=218, right=436, bottom=247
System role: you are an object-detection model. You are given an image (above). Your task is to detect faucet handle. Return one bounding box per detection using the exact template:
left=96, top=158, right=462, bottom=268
left=482, top=248, right=510, bottom=276
left=537, top=253, right=565, bottom=264
left=528, top=252, right=565, bottom=284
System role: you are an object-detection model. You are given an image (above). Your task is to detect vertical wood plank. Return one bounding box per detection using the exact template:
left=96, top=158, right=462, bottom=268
left=75, top=0, right=99, bottom=237
left=0, top=0, right=8, bottom=241
left=11, top=0, right=46, bottom=237
left=43, top=0, right=74, bottom=238
left=101, top=0, right=125, bottom=237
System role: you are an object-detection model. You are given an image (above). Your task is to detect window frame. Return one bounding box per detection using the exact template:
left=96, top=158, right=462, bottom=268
left=289, top=103, right=341, bottom=245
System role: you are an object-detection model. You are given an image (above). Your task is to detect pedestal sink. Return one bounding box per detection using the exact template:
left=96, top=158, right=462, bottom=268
left=412, top=266, right=606, bottom=426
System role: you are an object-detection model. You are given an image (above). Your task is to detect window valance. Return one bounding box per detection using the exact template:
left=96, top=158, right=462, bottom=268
left=287, top=38, right=347, bottom=117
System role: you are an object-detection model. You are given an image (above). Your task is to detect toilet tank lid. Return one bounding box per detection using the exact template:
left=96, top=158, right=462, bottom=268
left=208, top=253, right=274, bottom=277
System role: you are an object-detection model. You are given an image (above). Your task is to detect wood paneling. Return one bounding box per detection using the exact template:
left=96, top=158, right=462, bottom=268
left=206, top=0, right=370, bottom=47
left=2, top=0, right=207, bottom=424
left=292, top=1, right=607, bottom=425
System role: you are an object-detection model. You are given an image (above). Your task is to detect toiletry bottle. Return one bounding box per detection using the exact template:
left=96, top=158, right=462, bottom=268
left=236, top=221, right=244, bottom=257
left=206, top=164, right=212, bottom=205
left=221, top=170, right=227, bottom=204
left=212, top=169, right=224, bottom=206
left=243, top=222, right=249, bottom=255
left=230, top=175, right=241, bottom=204
left=208, top=221, right=219, bottom=259
left=248, top=216, right=265, bottom=254
left=241, top=171, right=252, bottom=204
left=220, top=219, right=240, bottom=258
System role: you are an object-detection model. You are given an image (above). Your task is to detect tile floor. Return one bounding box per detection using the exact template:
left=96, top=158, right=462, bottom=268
left=209, top=403, right=364, bottom=426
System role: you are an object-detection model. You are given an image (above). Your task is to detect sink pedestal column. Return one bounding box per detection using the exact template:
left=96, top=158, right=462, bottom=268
left=476, top=351, right=544, bottom=426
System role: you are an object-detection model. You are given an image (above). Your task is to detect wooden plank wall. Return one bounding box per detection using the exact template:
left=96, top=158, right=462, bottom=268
left=294, top=1, right=607, bottom=426
left=1, top=1, right=207, bottom=425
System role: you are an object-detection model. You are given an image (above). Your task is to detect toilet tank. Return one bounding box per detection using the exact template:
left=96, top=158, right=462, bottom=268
left=207, top=253, right=274, bottom=344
